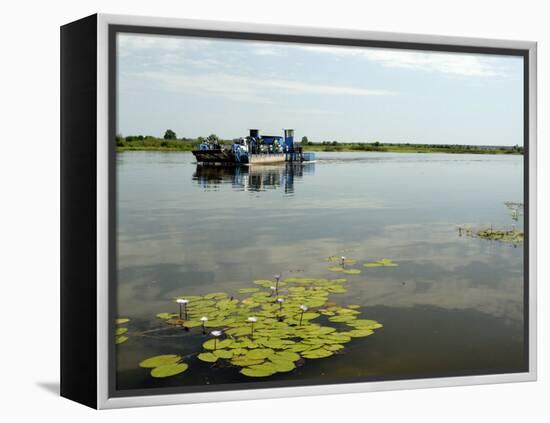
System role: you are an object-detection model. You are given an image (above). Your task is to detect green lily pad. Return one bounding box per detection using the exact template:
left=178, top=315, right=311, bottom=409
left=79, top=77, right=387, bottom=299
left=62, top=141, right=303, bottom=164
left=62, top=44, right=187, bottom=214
left=301, top=312, right=321, bottom=320
left=182, top=320, right=203, bottom=328
left=302, top=348, right=333, bottom=359
left=116, top=318, right=130, bottom=325
left=364, top=259, right=399, bottom=267
left=253, top=280, right=274, bottom=287
left=329, top=315, right=356, bottom=323
left=151, top=363, right=188, bottom=378
left=342, top=269, right=361, bottom=275
left=156, top=312, right=177, bottom=320
left=204, top=292, right=227, bottom=299
left=203, top=339, right=232, bottom=350
left=269, top=359, right=296, bottom=372
left=115, top=335, right=128, bottom=345
left=139, top=354, right=181, bottom=368
left=197, top=352, right=218, bottom=363
left=230, top=357, right=265, bottom=367
left=346, top=329, right=375, bottom=337
left=349, top=319, right=383, bottom=329
left=174, top=295, right=202, bottom=301
left=327, top=266, right=344, bottom=272
left=240, top=363, right=277, bottom=377
left=324, top=344, right=345, bottom=351
left=115, top=327, right=128, bottom=336
left=238, top=287, right=260, bottom=293
left=272, top=351, right=301, bottom=362
left=246, top=348, right=275, bottom=360
left=213, top=349, right=234, bottom=359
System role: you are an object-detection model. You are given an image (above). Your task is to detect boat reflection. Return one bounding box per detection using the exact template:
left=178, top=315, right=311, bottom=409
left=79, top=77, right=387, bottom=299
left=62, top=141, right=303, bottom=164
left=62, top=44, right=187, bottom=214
left=193, top=162, right=315, bottom=194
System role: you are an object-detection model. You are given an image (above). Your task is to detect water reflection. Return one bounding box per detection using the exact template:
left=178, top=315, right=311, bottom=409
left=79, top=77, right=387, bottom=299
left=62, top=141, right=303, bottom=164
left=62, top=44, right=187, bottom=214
left=192, top=162, right=315, bottom=194
left=116, top=152, right=526, bottom=389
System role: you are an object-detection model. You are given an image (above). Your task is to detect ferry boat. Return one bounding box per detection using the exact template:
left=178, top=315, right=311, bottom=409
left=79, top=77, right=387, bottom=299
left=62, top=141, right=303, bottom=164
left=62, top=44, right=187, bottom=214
left=192, top=129, right=315, bottom=165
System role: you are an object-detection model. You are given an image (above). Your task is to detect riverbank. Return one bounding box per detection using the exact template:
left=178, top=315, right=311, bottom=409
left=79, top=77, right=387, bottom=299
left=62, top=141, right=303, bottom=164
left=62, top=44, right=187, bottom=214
left=116, top=137, right=523, bottom=155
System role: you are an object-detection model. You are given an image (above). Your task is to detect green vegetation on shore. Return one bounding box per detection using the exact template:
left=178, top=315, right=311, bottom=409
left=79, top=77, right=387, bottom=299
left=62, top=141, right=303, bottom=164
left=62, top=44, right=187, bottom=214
left=116, top=131, right=523, bottom=155
left=301, top=141, right=523, bottom=155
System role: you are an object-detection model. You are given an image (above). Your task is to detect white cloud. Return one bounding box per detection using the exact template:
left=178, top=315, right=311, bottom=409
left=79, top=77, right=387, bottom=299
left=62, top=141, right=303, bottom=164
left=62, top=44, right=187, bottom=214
left=118, top=33, right=212, bottom=50
left=118, top=33, right=512, bottom=78
left=296, top=44, right=507, bottom=77
left=138, top=70, right=394, bottom=104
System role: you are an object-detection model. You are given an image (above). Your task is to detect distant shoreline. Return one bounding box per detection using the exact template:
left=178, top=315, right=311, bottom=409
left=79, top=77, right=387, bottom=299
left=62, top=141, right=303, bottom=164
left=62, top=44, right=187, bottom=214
left=116, top=137, right=523, bottom=155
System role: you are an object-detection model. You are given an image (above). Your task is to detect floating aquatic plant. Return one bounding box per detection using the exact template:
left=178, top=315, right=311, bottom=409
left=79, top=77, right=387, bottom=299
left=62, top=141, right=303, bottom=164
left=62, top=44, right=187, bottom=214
left=151, top=363, right=189, bottom=378
left=142, top=270, right=385, bottom=378
left=458, top=226, right=524, bottom=244
left=364, top=258, right=399, bottom=268
left=115, top=336, right=128, bottom=345
left=115, top=317, right=130, bottom=344
left=326, top=256, right=356, bottom=265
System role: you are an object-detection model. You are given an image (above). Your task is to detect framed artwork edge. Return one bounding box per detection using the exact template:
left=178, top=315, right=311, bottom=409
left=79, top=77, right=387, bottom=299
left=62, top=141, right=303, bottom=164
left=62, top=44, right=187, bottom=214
left=60, top=13, right=537, bottom=410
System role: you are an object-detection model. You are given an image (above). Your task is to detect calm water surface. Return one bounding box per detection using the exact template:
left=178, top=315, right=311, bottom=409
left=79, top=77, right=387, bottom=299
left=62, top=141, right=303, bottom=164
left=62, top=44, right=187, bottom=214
left=116, top=152, right=525, bottom=391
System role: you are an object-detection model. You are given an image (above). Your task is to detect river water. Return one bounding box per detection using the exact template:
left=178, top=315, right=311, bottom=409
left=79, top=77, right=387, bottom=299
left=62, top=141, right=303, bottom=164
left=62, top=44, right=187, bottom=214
left=115, top=151, right=525, bottom=393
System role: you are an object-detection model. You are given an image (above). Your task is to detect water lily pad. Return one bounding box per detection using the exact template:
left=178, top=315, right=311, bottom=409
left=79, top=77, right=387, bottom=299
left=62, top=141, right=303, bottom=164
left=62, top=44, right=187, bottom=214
left=230, top=357, right=265, bottom=367
left=349, top=319, right=383, bottom=329
left=301, top=312, right=321, bottom=320
left=156, top=312, right=178, bottom=320
left=139, top=354, right=181, bottom=368
left=115, top=335, right=128, bottom=345
left=342, top=269, right=361, bottom=275
left=151, top=363, right=188, bottom=378
left=327, top=266, right=344, bottom=272
left=346, top=329, right=375, bottom=337
left=253, top=280, right=274, bottom=287
left=260, top=338, right=287, bottom=349
left=324, top=344, right=345, bottom=351
left=285, top=343, right=314, bottom=353
left=240, top=363, right=276, bottom=377
left=326, top=256, right=356, bottom=265
left=364, top=258, right=399, bottom=267
left=203, top=339, right=232, bottom=350
left=198, top=352, right=218, bottom=363
left=302, top=348, right=333, bottom=359
left=182, top=320, right=203, bottom=328
left=116, top=318, right=130, bottom=325
left=115, top=327, right=128, bottom=336
left=272, top=351, right=301, bottom=362
left=213, top=349, right=234, bottom=359
left=246, top=348, right=275, bottom=360
left=204, top=292, right=227, bottom=299
left=269, top=359, right=296, bottom=372
left=239, top=288, right=260, bottom=294
left=329, top=315, right=356, bottom=323
left=175, top=295, right=202, bottom=301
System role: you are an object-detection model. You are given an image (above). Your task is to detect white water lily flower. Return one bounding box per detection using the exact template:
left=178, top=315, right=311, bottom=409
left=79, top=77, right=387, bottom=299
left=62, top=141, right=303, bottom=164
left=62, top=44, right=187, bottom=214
left=176, top=298, right=189, bottom=304
left=247, top=316, right=257, bottom=323
left=299, top=305, right=308, bottom=311
left=200, top=316, right=208, bottom=322
left=211, top=330, right=222, bottom=337
left=269, top=286, right=276, bottom=291
left=277, top=298, right=285, bottom=303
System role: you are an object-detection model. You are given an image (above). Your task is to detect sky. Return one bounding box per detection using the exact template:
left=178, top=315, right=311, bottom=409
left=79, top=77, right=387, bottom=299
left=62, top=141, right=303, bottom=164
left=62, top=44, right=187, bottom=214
left=117, top=33, right=524, bottom=145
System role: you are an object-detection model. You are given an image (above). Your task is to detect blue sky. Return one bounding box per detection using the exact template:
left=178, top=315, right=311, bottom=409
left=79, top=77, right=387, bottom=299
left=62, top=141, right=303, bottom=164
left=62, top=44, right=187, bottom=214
left=117, top=33, right=523, bottom=145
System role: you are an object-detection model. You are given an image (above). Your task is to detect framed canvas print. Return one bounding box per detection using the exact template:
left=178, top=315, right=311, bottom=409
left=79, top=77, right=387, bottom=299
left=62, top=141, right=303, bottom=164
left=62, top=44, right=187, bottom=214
left=60, top=14, right=537, bottom=409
